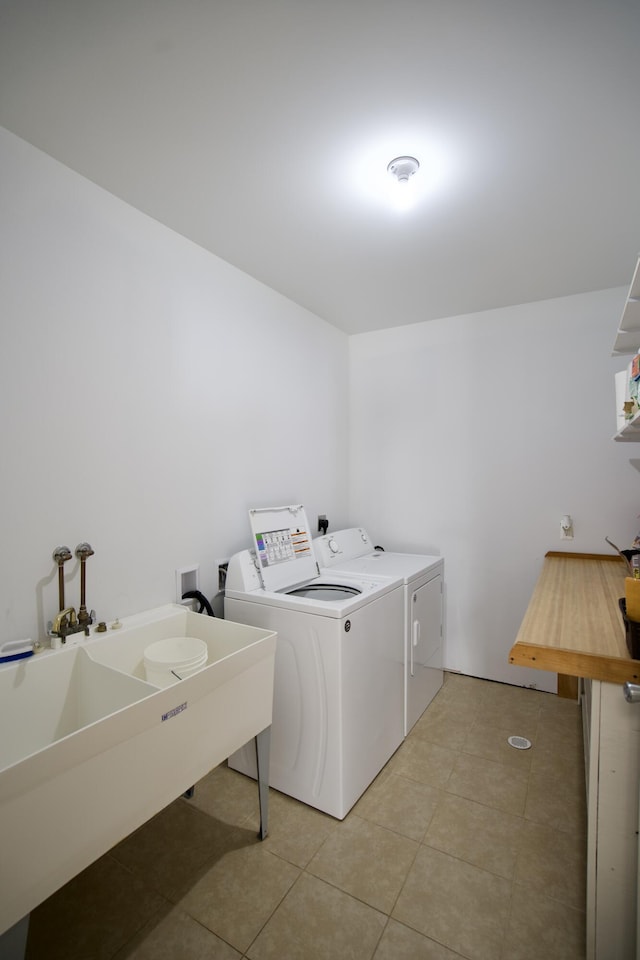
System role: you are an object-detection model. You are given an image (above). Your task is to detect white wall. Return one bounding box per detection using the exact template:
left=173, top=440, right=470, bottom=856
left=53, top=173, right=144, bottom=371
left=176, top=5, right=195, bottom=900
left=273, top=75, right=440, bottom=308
left=0, top=127, right=349, bottom=644
left=349, top=289, right=637, bottom=691
left=2, top=124, right=635, bottom=693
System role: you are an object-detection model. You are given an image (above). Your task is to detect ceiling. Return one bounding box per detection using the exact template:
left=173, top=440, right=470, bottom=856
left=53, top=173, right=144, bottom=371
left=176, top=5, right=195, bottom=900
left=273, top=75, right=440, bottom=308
left=1, top=0, right=639, bottom=335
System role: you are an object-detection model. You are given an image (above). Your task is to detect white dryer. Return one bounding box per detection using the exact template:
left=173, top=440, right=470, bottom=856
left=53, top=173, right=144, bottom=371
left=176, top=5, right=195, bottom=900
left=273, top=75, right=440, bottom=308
left=224, top=505, right=404, bottom=819
left=314, top=528, right=444, bottom=735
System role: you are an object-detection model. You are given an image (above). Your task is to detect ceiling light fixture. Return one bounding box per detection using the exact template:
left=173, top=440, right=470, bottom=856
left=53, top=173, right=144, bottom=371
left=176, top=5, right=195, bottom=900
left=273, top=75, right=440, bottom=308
left=387, top=156, right=420, bottom=185
left=386, top=156, right=420, bottom=211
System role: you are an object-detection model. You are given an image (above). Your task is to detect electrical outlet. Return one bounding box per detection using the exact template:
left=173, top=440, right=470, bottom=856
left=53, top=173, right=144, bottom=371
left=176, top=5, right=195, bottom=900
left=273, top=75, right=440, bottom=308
left=560, top=515, right=574, bottom=540
left=176, top=565, right=199, bottom=604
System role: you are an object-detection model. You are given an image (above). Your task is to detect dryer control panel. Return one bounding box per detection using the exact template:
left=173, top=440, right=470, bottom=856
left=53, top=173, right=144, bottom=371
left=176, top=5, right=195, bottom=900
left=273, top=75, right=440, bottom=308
left=315, top=528, right=373, bottom=567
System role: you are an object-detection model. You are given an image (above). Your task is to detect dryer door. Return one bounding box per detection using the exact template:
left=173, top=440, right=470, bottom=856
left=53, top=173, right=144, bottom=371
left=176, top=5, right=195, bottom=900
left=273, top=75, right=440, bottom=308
left=407, top=574, right=443, bottom=733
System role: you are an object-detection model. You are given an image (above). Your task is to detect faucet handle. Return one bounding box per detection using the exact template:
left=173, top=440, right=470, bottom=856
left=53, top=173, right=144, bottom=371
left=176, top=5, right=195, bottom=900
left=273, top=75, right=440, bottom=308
left=53, top=546, right=72, bottom=565
left=51, top=606, right=77, bottom=634
left=75, top=542, right=94, bottom=560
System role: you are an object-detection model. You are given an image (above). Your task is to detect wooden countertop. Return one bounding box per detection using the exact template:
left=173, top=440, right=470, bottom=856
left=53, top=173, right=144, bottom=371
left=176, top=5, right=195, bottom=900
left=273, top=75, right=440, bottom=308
left=509, top=552, right=640, bottom=684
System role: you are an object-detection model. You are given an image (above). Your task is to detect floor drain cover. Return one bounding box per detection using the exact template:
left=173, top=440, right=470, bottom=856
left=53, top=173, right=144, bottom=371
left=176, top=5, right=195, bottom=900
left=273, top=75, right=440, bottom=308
left=507, top=735, right=532, bottom=750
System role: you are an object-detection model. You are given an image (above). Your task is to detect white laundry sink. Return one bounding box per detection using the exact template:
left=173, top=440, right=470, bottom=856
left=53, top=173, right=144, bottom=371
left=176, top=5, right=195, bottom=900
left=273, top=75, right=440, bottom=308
left=0, top=645, right=157, bottom=773
left=0, top=604, right=276, bottom=939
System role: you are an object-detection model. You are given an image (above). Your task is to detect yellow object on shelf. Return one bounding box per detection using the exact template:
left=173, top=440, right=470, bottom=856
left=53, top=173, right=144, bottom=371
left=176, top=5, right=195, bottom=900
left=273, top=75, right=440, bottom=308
left=625, top=577, right=640, bottom=621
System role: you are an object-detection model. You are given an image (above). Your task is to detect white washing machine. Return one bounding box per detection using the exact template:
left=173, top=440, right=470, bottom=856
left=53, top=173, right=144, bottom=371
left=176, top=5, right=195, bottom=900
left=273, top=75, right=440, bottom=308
left=314, top=528, right=444, bottom=735
left=224, top=505, right=405, bottom=819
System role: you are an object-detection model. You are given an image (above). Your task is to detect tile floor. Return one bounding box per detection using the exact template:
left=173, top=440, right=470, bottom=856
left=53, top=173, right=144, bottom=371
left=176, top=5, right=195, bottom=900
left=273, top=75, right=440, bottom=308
left=25, top=673, right=587, bottom=960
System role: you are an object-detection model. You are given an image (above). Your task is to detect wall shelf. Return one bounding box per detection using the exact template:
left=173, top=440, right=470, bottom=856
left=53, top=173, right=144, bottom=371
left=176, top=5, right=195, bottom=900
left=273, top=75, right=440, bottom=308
left=612, top=257, right=640, bottom=439
left=612, top=256, right=640, bottom=356
left=614, top=411, right=640, bottom=441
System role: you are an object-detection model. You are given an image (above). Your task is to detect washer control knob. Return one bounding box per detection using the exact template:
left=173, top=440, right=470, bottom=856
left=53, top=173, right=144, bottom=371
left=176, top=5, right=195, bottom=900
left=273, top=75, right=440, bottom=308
left=328, top=538, right=339, bottom=554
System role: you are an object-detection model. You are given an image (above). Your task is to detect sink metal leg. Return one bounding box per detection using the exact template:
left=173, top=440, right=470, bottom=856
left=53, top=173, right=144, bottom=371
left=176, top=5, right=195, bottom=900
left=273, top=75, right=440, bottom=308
left=255, top=726, right=271, bottom=840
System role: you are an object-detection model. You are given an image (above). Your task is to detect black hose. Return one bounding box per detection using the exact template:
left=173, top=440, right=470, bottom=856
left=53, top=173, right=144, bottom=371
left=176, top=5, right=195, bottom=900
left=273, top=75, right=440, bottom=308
left=182, top=590, right=215, bottom=617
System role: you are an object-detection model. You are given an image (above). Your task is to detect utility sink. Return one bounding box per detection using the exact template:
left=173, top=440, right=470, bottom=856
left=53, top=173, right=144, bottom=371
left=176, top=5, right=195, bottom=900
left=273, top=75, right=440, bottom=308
left=0, top=605, right=276, bottom=941
left=0, top=647, right=157, bottom=773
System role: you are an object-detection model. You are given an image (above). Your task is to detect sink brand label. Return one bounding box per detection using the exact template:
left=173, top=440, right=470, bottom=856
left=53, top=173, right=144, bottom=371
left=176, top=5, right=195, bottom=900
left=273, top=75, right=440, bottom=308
left=162, top=701, right=187, bottom=722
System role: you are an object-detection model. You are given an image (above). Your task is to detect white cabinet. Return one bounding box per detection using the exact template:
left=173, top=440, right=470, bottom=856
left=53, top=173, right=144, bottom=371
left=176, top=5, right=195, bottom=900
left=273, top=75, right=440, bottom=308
left=583, top=678, right=640, bottom=960
left=599, top=259, right=640, bottom=956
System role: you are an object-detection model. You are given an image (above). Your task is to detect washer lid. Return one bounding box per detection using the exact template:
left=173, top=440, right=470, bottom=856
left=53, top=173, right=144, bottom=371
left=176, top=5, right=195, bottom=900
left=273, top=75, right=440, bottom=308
left=248, top=504, right=318, bottom=592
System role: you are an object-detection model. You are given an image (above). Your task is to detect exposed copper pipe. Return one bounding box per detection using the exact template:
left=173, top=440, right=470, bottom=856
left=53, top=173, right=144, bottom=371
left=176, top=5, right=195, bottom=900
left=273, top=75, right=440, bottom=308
left=75, top=542, right=94, bottom=625
left=52, top=545, right=72, bottom=611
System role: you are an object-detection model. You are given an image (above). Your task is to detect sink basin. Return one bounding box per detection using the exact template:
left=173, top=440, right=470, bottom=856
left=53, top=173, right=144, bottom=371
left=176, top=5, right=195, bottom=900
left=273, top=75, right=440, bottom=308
left=0, top=647, right=157, bottom=772
left=0, top=605, right=276, bottom=938
left=87, top=604, right=272, bottom=685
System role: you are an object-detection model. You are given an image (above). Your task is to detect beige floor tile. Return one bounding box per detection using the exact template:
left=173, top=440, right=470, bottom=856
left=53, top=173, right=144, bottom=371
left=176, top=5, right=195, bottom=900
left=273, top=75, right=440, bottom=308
left=246, top=873, right=386, bottom=960
left=503, top=882, right=586, bottom=959
left=537, top=708, right=583, bottom=742
left=308, top=815, right=419, bottom=913
left=463, top=720, right=535, bottom=770
left=418, top=685, right=483, bottom=722
left=393, top=846, right=511, bottom=960
left=244, top=787, right=338, bottom=867
left=438, top=672, right=495, bottom=705
left=181, top=762, right=262, bottom=828
left=112, top=905, right=242, bottom=959
left=532, top=716, right=585, bottom=784
left=474, top=692, right=541, bottom=733
left=111, top=798, right=254, bottom=901
left=525, top=770, right=587, bottom=836
left=537, top=691, right=582, bottom=725
left=387, top=737, right=457, bottom=789
left=424, top=792, right=524, bottom=879
left=26, top=854, right=166, bottom=960
left=354, top=772, right=443, bottom=841
left=446, top=752, right=529, bottom=816
left=410, top=706, right=472, bottom=751
left=178, top=842, right=299, bottom=953
left=373, top=918, right=463, bottom=959
left=515, top=820, right=587, bottom=909
left=24, top=675, right=589, bottom=960
left=479, top=681, right=542, bottom=711
left=530, top=739, right=585, bottom=789
left=428, top=678, right=487, bottom=720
